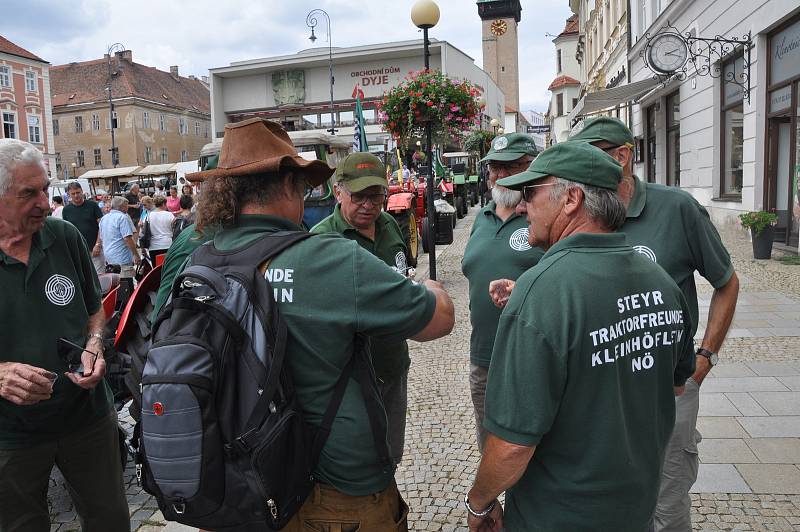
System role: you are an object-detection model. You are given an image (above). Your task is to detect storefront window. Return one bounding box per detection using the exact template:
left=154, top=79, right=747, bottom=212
left=721, top=54, right=744, bottom=197
left=666, top=92, right=680, bottom=187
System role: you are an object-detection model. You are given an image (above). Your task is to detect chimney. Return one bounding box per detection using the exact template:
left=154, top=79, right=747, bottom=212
left=114, top=50, right=132, bottom=62
left=201, top=75, right=209, bottom=84
left=170, top=65, right=179, bottom=79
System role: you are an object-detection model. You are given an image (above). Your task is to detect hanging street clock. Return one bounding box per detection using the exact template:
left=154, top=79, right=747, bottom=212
left=645, top=32, right=689, bottom=75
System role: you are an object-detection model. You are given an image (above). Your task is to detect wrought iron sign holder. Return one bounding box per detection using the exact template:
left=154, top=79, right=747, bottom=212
left=641, top=22, right=753, bottom=103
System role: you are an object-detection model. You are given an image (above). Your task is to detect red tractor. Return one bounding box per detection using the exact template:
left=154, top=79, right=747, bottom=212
left=386, top=176, right=424, bottom=268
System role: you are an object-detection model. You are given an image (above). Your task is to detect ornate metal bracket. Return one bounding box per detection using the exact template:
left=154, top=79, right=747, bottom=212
left=640, top=21, right=752, bottom=103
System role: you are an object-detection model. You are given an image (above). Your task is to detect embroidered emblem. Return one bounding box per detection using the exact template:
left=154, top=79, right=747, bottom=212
left=509, top=228, right=532, bottom=251
left=44, top=274, right=75, bottom=306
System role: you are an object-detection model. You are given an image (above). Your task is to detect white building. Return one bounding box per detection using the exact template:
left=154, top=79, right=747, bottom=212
left=547, top=15, right=583, bottom=144
left=568, top=0, right=630, bottom=125
left=621, top=0, right=800, bottom=248
left=524, top=110, right=548, bottom=151
left=207, top=39, right=505, bottom=150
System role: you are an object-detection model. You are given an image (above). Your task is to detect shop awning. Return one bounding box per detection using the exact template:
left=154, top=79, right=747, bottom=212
left=80, top=166, right=143, bottom=180
left=568, top=77, right=662, bottom=124
left=135, top=164, right=178, bottom=176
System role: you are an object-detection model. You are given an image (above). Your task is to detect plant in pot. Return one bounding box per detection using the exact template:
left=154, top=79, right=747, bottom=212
left=739, top=210, right=778, bottom=259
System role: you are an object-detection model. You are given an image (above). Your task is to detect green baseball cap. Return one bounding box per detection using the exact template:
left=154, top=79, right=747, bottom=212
left=480, top=133, right=538, bottom=162
left=569, top=116, right=634, bottom=147
left=497, top=141, right=622, bottom=190
left=335, top=153, right=388, bottom=192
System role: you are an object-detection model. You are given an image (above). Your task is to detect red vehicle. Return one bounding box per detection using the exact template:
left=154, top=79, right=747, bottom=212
left=386, top=176, right=423, bottom=267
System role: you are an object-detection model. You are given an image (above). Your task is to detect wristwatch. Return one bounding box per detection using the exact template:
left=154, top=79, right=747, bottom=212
left=696, top=347, right=718, bottom=366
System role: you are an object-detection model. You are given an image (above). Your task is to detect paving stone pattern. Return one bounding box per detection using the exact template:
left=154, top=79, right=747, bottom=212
left=47, top=208, right=800, bottom=530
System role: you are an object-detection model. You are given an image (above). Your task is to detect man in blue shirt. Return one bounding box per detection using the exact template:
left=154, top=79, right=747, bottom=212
left=98, top=196, right=140, bottom=277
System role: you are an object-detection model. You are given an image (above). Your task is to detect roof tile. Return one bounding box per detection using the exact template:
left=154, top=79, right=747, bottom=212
left=0, top=35, right=46, bottom=63
left=548, top=75, right=581, bottom=91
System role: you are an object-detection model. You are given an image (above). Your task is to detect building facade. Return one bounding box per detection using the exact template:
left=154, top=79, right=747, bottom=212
left=50, top=50, right=210, bottom=179
left=547, top=16, right=583, bottom=144
left=569, top=0, right=630, bottom=124
left=208, top=40, right=505, bottom=149
left=0, top=35, right=55, bottom=175
left=627, top=0, right=800, bottom=247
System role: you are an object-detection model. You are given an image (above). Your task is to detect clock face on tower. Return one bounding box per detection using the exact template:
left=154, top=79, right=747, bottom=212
left=490, top=19, right=508, bottom=36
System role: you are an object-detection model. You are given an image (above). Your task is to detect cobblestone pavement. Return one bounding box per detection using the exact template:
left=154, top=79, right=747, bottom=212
left=47, top=206, right=800, bottom=531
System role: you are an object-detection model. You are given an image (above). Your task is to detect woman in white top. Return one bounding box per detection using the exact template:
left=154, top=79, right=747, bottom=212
left=145, top=195, right=175, bottom=261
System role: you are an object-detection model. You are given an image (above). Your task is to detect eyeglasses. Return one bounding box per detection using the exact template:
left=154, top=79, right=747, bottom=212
left=522, top=182, right=557, bottom=203
left=346, top=190, right=387, bottom=206
left=487, top=160, right=531, bottom=175
left=57, top=337, right=100, bottom=375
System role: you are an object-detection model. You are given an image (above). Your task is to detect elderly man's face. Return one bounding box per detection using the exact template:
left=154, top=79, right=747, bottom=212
left=335, top=184, right=386, bottom=231
left=0, top=163, right=51, bottom=236
left=487, top=155, right=533, bottom=188
left=68, top=186, right=85, bottom=206
left=523, top=176, right=561, bottom=250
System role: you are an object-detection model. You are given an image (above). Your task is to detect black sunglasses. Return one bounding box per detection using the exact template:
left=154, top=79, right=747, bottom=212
left=57, top=337, right=100, bottom=375
left=521, top=182, right=557, bottom=203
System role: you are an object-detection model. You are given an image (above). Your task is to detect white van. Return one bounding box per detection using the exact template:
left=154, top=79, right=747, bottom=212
left=48, top=179, right=97, bottom=202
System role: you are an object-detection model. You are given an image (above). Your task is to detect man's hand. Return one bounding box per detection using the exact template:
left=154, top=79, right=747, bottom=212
left=489, top=279, right=515, bottom=308
left=133, top=254, right=142, bottom=265
left=92, top=244, right=101, bottom=257
left=0, top=362, right=55, bottom=405
left=691, top=355, right=713, bottom=386
left=65, top=338, right=106, bottom=390
left=467, top=501, right=503, bottom=531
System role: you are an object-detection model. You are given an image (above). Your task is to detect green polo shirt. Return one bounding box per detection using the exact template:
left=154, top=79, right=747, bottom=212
left=0, top=218, right=111, bottom=449
left=312, top=205, right=411, bottom=381
left=485, top=233, right=694, bottom=531
left=186, top=215, right=435, bottom=496
left=62, top=199, right=103, bottom=247
left=622, top=177, right=734, bottom=337
left=461, top=201, right=544, bottom=367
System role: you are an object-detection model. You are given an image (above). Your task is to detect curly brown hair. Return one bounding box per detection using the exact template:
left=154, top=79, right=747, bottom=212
left=194, top=170, right=304, bottom=233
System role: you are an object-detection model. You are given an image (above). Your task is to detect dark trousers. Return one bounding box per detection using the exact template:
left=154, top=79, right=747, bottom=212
left=0, top=411, right=130, bottom=532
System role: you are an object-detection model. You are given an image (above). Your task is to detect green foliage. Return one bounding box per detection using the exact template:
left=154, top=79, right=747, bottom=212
left=377, top=69, right=483, bottom=144
left=464, top=131, right=495, bottom=155
left=738, top=211, right=778, bottom=235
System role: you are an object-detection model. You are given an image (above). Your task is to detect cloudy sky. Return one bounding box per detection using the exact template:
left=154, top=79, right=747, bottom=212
left=5, top=0, right=572, bottom=114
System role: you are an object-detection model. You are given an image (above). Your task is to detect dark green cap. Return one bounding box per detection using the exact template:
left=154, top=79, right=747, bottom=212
left=497, top=141, right=622, bottom=190
left=480, top=133, right=538, bottom=162
left=569, top=116, right=634, bottom=147
left=335, top=153, right=387, bottom=192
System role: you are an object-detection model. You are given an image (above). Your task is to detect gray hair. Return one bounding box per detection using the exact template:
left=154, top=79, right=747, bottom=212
left=0, top=139, right=45, bottom=196
left=110, top=196, right=129, bottom=211
left=549, top=177, right=626, bottom=231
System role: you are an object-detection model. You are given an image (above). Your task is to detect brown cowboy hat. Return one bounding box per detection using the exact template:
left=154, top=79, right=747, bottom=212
left=186, top=118, right=334, bottom=186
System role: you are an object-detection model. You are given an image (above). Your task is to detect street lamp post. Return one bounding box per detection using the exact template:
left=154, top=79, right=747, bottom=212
left=411, top=0, right=440, bottom=280
left=106, top=43, right=125, bottom=168
left=306, top=9, right=337, bottom=135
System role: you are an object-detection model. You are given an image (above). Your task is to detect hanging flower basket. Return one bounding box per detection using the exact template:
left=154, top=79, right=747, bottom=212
left=377, top=69, right=484, bottom=144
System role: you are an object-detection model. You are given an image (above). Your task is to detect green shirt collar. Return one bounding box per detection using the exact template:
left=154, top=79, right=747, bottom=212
left=626, top=176, right=647, bottom=219
left=543, top=232, right=627, bottom=260
left=482, top=200, right=524, bottom=226
left=0, top=220, right=57, bottom=266
left=328, top=204, right=392, bottom=241
left=214, top=214, right=303, bottom=249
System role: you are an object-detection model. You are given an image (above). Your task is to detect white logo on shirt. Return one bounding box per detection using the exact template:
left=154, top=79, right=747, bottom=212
left=509, top=228, right=532, bottom=251
left=493, top=136, right=509, bottom=151
left=394, top=251, right=408, bottom=274
left=633, top=245, right=657, bottom=263
left=44, top=274, right=76, bottom=306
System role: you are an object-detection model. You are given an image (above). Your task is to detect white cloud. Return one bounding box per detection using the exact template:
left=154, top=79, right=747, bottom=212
left=5, top=0, right=572, bottom=113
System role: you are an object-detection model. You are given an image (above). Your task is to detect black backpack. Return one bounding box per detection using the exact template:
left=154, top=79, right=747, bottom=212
left=130, top=231, right=392, bottom=531
left=172, top=214, right=193, bottom=240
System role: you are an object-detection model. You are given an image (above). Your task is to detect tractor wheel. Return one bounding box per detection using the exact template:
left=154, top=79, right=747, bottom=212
left=421, top=217, right=430, bottom=254
left=393, top=209, right=419, bottom=268
left=455, top=196, right=465, bottom=219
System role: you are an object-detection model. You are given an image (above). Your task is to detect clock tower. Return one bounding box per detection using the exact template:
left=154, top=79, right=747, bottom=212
left=477, top=0, right=522, bottom=112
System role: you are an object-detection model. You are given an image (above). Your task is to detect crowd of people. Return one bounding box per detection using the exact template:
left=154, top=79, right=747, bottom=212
left=0, top=114, right=739, bottom=532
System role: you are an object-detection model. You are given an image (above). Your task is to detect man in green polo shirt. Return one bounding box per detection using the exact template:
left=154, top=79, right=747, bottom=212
left=465, top=141, right=695, bottom=531
left=570, top=117, right=740, bottom=531
left=461, top=133, right=543, bottom=451
left=0, top=139, right=129, bottom=530
left=312, top=152, right=412, bottom=464
left=184, top=118, right=455, bottom=530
